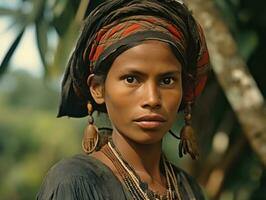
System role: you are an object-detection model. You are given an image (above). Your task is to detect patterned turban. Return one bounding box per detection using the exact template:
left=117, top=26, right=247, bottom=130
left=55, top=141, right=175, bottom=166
left=58, top=0, right=210, bottom=118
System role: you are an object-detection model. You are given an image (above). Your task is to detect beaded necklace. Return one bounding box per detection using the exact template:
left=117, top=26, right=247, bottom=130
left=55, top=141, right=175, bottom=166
left=101, top=141, right=182, bottom=200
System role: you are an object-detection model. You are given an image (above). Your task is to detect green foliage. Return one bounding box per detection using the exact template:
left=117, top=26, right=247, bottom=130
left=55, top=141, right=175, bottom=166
left=0, top=0, right=81, bottom=78
left=0, top=71, right=85, bottom=200
left=223, top=148, right=264, bottom=200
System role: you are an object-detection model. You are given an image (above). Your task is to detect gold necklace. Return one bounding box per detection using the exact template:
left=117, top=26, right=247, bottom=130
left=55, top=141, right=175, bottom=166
left=101, top=141, right=182, bottom=200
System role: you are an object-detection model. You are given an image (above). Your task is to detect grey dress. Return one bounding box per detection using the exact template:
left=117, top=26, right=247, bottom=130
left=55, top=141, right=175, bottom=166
left=37, top=154, right=204, bottom=200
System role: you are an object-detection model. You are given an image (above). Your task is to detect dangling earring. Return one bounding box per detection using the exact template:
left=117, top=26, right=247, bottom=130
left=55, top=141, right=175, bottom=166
left=178, top=102, right=199, bottom=160
left=82, top=102, right=99, bottom=154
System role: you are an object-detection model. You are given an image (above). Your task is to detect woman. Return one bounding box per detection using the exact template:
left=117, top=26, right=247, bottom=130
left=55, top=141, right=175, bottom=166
left=37, top=0, right=209, bottom=199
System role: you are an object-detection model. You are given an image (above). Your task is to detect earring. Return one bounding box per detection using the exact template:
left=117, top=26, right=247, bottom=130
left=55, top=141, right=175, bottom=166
left=82, top=102, right=99, bottom=154
left=178, top=102, right=199, bottom=160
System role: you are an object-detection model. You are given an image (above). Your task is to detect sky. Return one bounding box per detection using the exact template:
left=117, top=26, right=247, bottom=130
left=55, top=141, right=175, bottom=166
left=0, top=2, right=43, bottom=77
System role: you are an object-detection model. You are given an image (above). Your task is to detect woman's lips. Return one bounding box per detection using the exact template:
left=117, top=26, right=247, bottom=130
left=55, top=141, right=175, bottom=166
left=134, top=114, right=166, bottom=129
left=135, top=121, right=164, bottom=129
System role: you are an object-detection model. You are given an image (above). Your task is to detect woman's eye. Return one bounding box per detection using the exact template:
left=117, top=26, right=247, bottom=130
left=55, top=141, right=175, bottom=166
left=124, top=75, right=138, bottom=84
left=161, top=77, right=175, bottom=85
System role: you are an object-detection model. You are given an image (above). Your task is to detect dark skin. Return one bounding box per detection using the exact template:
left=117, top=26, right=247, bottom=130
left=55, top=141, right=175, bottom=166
left=89, top=40, right=182, bottom=195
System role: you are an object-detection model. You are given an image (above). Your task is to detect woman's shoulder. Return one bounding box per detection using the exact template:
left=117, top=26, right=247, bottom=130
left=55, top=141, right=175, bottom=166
left=36, top=154, right=126, bottom=200
left=171, top=163, right=206, bottom=200
left=44, top=154, right=109, bottom=181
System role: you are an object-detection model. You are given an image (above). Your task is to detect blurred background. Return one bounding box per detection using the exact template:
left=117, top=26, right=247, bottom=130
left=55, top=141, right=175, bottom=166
left=0, top=0, right=265, bottom=199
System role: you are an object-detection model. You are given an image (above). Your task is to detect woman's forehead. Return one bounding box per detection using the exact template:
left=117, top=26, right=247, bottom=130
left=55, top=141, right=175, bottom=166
left=110, top=41, right=182, bottom=73
left=119, top=40, right=175, bottom=57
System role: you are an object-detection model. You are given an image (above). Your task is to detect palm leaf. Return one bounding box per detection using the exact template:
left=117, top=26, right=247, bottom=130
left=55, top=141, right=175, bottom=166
left=52, top=1, right=79, bottom=36
left=0, top=28, right=25, bottom=78
left=35, top=20, right=49, bottom=73
left=49, top=21, right=80, bottom=77
left=0, top=7, right=20, bottom=16
left=28, top=0, right=46, bottom=23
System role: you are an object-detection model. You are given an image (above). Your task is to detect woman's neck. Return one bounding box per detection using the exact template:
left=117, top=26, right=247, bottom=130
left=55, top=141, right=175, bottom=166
left=112, top=130, right=163, bottom=182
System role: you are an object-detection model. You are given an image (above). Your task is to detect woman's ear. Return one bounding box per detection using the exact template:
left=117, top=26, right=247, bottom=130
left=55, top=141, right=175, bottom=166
left=87, top=74, right=105, bottom=104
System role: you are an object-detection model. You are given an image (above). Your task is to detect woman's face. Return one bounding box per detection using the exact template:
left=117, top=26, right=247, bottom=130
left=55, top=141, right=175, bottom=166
left=92, top=40, right=182, bottom=144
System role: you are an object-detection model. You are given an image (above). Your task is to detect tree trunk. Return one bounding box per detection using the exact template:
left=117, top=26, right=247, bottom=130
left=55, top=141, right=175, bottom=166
left=185, top=0, right=266, bottom=167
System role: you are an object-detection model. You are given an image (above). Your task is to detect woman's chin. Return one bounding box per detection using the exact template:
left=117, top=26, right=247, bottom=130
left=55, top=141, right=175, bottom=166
left=127, top=132, right=164, bottom=145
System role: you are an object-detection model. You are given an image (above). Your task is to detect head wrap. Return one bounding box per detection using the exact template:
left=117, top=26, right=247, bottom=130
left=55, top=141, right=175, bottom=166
left=58, top=0, right=210, bottom=118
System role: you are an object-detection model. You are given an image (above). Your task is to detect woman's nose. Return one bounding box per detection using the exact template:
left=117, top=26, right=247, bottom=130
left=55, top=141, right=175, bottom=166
left=141, top=82, right=161, bottom=109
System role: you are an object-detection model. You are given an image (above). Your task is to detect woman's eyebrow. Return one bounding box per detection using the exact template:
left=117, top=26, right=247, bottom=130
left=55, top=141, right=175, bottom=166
left=119, top=68, right=181, bottom=76
left=166, top=69, right=181, bottom=74
left=118, top=69, right=147, bottom=76
left=159, top=69, right=181, bottom=76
